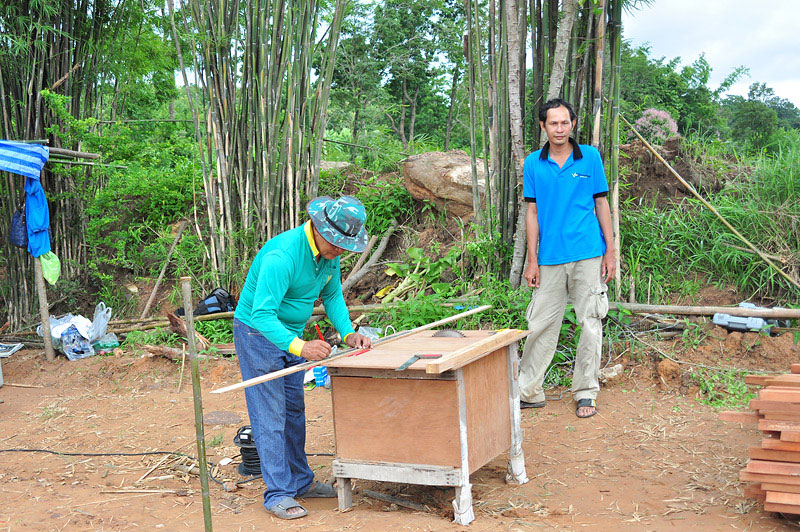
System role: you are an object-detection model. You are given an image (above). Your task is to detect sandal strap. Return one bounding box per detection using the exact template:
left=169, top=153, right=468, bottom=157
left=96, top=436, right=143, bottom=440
left=576, top=398, right=596, bottom=408
left=272, top=497, right=304, bottom=511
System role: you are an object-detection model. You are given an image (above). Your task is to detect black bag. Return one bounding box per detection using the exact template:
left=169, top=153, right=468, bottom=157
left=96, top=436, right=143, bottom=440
left=176, top=287, right=237, bottom=317
left=9, top=203, right=27, bottom=248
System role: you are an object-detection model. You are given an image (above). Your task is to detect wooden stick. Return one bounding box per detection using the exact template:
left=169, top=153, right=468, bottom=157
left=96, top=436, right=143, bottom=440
left=210, top=304, right=492, bottom=394
left=621, top=113, right=800, bottom=291
left=610, top=302, right=800, bottom=319
left=3, top=382, right=45, bottom=388
left=141, top=220, right=187, bottom=319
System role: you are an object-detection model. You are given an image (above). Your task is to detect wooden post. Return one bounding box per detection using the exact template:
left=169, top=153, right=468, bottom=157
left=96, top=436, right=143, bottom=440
left=34, top=256, right=55, bottom=361
left=180, top=277, right=213, bottom=532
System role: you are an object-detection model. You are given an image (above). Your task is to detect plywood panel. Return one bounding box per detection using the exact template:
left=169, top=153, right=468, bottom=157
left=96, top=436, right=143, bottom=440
left=764, top=501, right=800, bottom=514
left=331, top=376, right=461, bottom=466
left=740, top=471, right=800, bottom=486
left=463, top=348, right=511, bottom=473
left=326, top=329, right=526, bottom=372
left=766, top=491, right=800, bottom=505
left=747, top=460, right=800, bottom=476
left=763, top=439, right=800, bottom=452
left=762, top=482, right=800, bottom=494
left=749, top=447, right=800, bottom=463
left=750, top=400, right=800, bottom=415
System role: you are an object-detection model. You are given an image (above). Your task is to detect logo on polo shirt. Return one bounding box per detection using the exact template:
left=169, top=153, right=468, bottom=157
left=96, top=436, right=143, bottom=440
left=572, top=172, right=590, bottom=179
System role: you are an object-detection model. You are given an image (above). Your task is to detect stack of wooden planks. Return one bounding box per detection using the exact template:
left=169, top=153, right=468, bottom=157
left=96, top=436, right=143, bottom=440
left=721, top=363, right=800, bottom=514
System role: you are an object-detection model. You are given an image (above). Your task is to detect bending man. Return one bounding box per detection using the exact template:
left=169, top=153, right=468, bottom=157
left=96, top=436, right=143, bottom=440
left=233, top=195, right=373, bottom=519
left=519, top=98, right=616, bottom=419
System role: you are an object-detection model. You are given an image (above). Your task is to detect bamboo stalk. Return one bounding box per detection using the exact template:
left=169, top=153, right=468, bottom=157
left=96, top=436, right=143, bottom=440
left=211, top=304, right=492, bottom=394
left=620, top=113, right=800, bottom=292
left=180, top=277, right=213, bottom=532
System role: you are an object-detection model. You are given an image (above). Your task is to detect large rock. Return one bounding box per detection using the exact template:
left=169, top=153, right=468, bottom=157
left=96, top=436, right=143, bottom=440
left=402, top=150, right=485, bottom=217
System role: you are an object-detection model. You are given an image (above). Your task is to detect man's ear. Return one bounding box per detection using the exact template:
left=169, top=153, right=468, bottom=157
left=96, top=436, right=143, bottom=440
left=539, top=121, right=546, bottom=131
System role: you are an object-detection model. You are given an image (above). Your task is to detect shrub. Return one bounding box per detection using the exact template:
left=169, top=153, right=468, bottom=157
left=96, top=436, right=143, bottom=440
left=634, top=108, right=679, bottom=144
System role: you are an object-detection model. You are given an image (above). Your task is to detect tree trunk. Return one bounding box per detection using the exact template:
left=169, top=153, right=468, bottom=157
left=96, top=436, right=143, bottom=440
left=538, top=0, right=577, bottom=146
left=591, top=0, right=607, bottom=148
left=444, top=64, right=460, bottom=151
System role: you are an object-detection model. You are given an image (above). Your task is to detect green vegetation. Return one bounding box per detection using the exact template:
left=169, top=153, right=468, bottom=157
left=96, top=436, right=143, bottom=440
left=690, top=368, right=756, bottom=410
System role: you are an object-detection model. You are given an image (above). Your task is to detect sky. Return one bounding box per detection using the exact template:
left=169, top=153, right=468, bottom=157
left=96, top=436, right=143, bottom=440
left=622, top=0, right=800, bottom=107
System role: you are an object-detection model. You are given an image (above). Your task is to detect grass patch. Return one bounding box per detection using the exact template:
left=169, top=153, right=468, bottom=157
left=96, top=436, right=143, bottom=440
left=690, top=368, right=755, bottom=409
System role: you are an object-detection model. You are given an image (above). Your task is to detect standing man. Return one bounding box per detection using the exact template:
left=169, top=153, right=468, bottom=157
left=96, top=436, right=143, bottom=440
left=233, top=195, right=374, bottom=519
left=519, top=98, right=615, bottom=419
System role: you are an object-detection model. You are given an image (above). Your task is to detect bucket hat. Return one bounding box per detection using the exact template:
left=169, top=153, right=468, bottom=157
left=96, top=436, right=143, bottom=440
left=307, top=195, right=369, bottom=252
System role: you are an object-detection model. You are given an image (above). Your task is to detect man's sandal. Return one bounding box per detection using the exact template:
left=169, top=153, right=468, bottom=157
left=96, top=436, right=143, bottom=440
left=576, top=398, right=597, bottom=418
left=298, top=480, right=336, bottom=498
left=520, top=400, right=546, bottom=409
left=268, top=497, right=307, bottom=520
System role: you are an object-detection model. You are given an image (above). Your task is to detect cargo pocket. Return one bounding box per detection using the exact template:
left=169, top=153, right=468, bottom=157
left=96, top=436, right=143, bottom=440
left=590, top=283, right=609, bottom=319
left=525, top=290, right=539, bottom=323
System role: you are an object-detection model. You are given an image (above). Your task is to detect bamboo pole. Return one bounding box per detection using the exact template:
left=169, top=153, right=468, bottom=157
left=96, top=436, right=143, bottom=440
left=33, top=257, right=55, bottom=361
left=210, top=304, right=493, bottom=394
left=620, top=113, right=800, bottom=292
left=46, top=147, right=100, bottom=159
left=609, top=0, right=623, bottom=300
left=610, top=301, right=800, bottom=319
left=140, top=221, right=187, bottom=319
left=179, top=277, right=213, bottom=532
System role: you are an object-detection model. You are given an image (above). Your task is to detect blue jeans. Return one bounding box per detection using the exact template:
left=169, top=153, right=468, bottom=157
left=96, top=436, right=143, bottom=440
left=233, top=318, right=315, bottom=509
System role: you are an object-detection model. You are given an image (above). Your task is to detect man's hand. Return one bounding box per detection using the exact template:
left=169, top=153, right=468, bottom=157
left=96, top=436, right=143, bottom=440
left=601, top=249, right=616, bottom=284
left=345, top=332, right=373, bottom=349
left=301, top=340, right=331, bottom=361
left=523, top=262, right=541, bottom=288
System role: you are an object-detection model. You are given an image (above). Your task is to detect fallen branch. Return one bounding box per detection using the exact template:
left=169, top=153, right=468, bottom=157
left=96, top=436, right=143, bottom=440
left=342, top=220, right=399, bottom=293
left=344, top=234, right=378, bottom=283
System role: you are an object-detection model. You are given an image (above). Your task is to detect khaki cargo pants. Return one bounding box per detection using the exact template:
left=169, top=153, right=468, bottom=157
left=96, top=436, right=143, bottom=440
left=518, top=256, right=609, bottom=404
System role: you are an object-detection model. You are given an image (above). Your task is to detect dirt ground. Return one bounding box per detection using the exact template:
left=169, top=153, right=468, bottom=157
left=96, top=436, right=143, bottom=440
left=1, top=327, right=799, bottom=532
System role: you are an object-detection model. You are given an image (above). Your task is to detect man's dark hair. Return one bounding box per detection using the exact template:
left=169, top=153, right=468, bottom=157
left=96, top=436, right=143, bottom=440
left=539, top=98, right=577, bottom=123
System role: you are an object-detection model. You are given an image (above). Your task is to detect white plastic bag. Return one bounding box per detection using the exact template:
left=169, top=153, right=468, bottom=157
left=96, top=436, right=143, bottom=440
left=88, top=302, right=112, bottom=343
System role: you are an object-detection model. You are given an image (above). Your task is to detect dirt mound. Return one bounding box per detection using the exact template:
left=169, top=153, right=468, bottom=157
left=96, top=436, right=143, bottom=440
left=619, top=138, right=746, bottom=207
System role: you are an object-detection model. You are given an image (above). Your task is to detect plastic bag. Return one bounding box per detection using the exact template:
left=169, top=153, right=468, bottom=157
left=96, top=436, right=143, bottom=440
left=357, top=326, right=383, bottom=342
left=38, top=314, right=93, bottom=348
left=9, top=204, right=27, bottom=248
left=40, top=251, right=61, bottom=285
left=88, top=302, right=112, bottom=343
left=60, top=325, right=95, bottom=361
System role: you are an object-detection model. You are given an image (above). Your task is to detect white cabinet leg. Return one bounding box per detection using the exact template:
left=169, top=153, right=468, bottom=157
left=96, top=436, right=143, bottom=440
left=337, top=477, right=353, bottom=511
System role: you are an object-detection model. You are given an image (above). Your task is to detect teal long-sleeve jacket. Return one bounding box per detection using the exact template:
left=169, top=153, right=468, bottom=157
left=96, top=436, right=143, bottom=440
left=234, top=221, right=355, bottom=356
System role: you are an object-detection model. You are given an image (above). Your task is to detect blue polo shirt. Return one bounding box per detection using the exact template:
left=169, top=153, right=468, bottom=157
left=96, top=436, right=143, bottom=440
left=522, top=138, right=608, bottom=266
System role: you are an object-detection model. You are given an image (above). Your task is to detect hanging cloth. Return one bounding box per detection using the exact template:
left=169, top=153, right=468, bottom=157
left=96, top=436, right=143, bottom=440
left=0, top=141, right=51, bottom=257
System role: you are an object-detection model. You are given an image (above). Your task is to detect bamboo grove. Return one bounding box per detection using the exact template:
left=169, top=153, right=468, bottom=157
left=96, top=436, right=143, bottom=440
left=0, top=0, right=634, bottom=328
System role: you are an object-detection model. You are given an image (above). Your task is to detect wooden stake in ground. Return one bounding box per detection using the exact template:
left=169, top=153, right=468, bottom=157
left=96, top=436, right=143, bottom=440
left=180, top=277, right=213, bottom=532
left=33, top=256, right=55, bottom=361
left=211, top=304, right=492, bottom=394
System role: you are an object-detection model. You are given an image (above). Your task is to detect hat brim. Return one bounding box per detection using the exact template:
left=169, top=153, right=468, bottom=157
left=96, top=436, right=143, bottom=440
left=307, top=197, right=369, bottom=253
